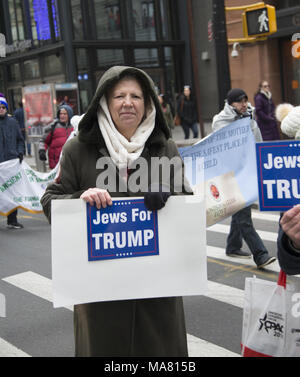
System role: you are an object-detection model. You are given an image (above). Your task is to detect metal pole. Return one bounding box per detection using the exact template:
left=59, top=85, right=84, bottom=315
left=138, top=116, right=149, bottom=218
left=212, top=0, right=231, bottom=110
left=186, top=0, right=205, bottom=138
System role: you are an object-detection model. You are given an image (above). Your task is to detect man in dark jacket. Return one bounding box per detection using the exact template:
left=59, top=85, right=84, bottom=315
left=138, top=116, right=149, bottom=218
left=0, top=97, right=25, bottom=229
left=278, top=206, right=300, bottom=275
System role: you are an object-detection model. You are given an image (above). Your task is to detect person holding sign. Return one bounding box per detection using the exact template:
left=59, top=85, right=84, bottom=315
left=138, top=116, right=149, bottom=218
left=212, top=88, right=276, bottom=269
left=278, top=206, right=300, bottom=275
left=41, top=66, right=191, bottom=357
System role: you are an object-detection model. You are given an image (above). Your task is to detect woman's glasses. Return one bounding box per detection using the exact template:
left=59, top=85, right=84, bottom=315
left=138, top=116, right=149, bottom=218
left=0, top=106, right=7, bottom=110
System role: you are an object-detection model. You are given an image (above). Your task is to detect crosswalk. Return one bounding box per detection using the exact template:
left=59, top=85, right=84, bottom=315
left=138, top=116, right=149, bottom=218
left=0, top=210, right=282, bottom=357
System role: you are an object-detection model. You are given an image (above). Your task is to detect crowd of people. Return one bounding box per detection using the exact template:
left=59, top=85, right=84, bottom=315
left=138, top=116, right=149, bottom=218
left=1, top=67, right=300, bottom=356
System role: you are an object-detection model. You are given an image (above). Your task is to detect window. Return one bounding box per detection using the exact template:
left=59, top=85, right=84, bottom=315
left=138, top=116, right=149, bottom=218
left=94, top=0, right=122, bottom=39
left=28, top=0, right=60, bottom=44
left=44, top=53, right=62, bottom=76
left=97, top=49, right=124, bottom=67
left=160, top=0, right=173, bottom=40
left=130, top=0, right=157, bottom=41
left=8, top=63, right=21, bottom=81
left=8, top=0, right=25, bottom=42
left=23, top=59, right=40, bottom=79
left=71, top=0, right=84, bottom=39
left=76, top=49, right=88, bottom=70
left=134, top=48, right=158, bottom=67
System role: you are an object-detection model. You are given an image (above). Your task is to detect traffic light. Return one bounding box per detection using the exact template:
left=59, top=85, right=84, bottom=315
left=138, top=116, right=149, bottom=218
left=243, top=5, right=277, bottom=38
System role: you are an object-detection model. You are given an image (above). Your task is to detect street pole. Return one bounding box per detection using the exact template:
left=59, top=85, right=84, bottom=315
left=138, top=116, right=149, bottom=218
left=186, top=0, right=205, bottom=139
left=212, top=0, right=231, bottom=111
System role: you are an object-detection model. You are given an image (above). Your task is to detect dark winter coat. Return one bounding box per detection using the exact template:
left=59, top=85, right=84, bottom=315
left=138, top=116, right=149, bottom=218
left=0, top=114, right=25, bottom=163
left=177, top=95, right=198, bottom=126
left=41, top=66, right=191, bottom=357
left=277, top=224, right=300, bottom=275
left=39, top=105, right=74, bottom=169
left=254, top=92, right=280, bottom=141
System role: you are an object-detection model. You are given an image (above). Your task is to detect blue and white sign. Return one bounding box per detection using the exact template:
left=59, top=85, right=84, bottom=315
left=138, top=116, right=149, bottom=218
left=256, top=140, right=300, bottom=211
left=180, top=118, right=257, bottom=226
left=86, top=199, right=159, bottom=261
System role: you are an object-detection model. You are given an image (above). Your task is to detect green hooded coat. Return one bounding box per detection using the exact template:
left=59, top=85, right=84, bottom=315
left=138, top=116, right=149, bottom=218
left=41, top=66, right=190, bottom=357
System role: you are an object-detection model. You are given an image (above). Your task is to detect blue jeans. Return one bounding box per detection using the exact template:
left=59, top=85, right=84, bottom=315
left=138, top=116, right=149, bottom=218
left=181, top=123, right=199, bottom=139
left=226, top=206, right=269, bottom=265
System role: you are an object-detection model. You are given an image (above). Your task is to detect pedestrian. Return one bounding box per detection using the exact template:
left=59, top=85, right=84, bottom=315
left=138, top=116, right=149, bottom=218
left=212, top=88, right=276, bottom=269
left=275, top=103, right=300, bottom=139
left=278, top=205, right=300, bottom=275
left=40, top=65, right=191, bottom=357
left=38, top=105, right=74, bottom=169
left=0, top=96, right=25, bottom=229
left=177, top=85, right=199, bottom=139
left=254, top=80, right=280, bottom=141
left=14, top=102, right=32, bottom=157
left=158, top=93, right=174, bottom=135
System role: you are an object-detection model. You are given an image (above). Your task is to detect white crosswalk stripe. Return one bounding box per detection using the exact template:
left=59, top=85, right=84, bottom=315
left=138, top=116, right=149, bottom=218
left=208, top=223, right=278, bottom=242
left=0, top=210, right=281, bottom=357
left=0, top=337, right=30, bottom=357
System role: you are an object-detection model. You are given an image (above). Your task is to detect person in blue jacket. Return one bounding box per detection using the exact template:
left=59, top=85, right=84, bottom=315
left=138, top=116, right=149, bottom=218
left=278, top=206, right=300, bottom=275
left=0, top=96, right=25, bottom=229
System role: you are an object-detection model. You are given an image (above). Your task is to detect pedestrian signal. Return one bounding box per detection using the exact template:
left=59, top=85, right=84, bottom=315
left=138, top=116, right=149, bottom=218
left=243, top=5, right=277, bottom=38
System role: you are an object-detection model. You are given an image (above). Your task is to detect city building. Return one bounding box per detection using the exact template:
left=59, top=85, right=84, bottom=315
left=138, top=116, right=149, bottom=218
left=0, top=0, right=194, bottom=116
left=0, top=0, right=299, bottom=136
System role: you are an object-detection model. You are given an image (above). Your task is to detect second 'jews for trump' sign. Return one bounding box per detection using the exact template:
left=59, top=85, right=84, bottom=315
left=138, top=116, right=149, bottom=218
left=256, top=140, right=300, bottom=211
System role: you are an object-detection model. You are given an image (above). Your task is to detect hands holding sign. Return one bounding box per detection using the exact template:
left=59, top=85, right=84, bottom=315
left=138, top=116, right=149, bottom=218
left=80, top=188, right=113, bottom=209
left=280, top=205, right=300, bottom=250
left=80, top=185, right=171, bottom=211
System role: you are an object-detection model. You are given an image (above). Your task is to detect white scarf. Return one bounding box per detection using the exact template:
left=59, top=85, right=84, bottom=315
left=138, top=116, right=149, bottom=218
left=261, top=89, right=272, bottom=100
left=97, top=96, right=156, bottom=171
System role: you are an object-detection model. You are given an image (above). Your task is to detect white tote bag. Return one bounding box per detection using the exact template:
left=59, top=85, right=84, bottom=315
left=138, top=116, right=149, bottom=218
left=242, top=270, right=300, bottom=357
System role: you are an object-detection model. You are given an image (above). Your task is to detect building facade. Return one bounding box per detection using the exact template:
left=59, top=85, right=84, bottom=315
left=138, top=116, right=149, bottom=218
left=225, top=0, right=300, bottom=110
left=0, top=0, right=195, bottom=116
left=1, top=0, right=299, bottom=135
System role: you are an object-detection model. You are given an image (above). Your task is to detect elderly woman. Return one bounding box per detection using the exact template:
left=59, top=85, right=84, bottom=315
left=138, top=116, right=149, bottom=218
left=41, top=66, right=191, bottom=357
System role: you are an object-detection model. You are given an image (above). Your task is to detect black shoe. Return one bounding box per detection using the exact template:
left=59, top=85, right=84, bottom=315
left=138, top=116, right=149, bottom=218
left=7, top=222, right=24, bottom=229
left=257, top=256, right=276, bottom=269
left=226, top=250, right=251, bottom=258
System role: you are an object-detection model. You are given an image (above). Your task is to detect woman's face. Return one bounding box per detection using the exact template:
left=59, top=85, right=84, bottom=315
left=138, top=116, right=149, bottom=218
left=108, top=77, right=145, bottom=140
left=59, top=109, right=69, bottom=124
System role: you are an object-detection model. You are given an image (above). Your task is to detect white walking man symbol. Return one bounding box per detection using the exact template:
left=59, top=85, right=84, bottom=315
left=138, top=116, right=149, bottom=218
left=258, top=10, right=269, bottom=32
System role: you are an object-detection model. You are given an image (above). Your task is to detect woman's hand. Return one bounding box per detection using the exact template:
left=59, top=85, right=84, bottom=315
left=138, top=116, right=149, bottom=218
left=280, top=205, right=300, bottom=249
left=80, top=188, right=112, bottom=209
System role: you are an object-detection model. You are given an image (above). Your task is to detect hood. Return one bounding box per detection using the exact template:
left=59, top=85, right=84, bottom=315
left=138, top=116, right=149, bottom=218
left=212, top=101, right=254, bottom=132
left=57, top=105, right=74, bottom=122
left=78, top=66, right=170, bottom=143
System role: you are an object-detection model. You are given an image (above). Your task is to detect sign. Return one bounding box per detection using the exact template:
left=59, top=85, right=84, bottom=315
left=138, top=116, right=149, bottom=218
left=23, top=84, right=54, bottom=138
left=87, top=200, right=159, bottom=261
left=180, top=118, right=258, bottom=226
left=256, top=141, right=300, bottom=211
left=51, top=196, right=207, bottom=307
left=243, top=5, right=277, bottom=38
left=0, top=159, right=58, bottom=216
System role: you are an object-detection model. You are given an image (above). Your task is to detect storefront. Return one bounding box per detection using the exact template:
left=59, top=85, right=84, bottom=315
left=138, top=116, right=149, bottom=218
left=275, top=5, right=300, bottom=105
left=0, top=0, right=188, bottom=114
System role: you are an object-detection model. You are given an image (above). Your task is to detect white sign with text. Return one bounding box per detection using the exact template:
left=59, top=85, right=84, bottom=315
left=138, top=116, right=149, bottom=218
left=51, top=196, right=207, bottom=308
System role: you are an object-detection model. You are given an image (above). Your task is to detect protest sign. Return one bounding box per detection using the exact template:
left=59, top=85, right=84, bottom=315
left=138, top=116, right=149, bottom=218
left=256, top=140, right=300, bottom=211
left=87, top=199, right=159, bottom=261
left=51, top=196, right=207, bottom=308
left=0, top=159, right=58, bottom=215
left=180, top=118, right=258, bottom=226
